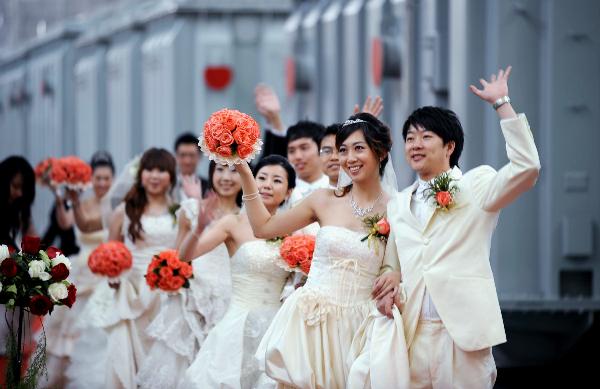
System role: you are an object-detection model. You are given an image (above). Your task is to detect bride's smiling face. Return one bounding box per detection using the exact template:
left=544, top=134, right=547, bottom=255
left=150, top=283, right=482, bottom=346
left=255, top=164, right=291, bottom=208
left=338, top=129, right=380, bottom=185
left=141, top=168, right=172, bottom=196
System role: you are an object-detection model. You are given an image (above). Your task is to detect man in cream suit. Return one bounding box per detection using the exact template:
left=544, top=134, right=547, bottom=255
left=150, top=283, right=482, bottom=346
left=373, top=66, right=541, bottom=388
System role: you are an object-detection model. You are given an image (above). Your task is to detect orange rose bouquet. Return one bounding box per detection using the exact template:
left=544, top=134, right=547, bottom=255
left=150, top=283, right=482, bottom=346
left=50, top=156, right=92, bottom=190
left=279, top=235, right=316, bottom=275
left=88, top=241, right=133, bottom=279
left=198, top=108, right=263, bottom=165
left=145, top=250, right=194, bottom=292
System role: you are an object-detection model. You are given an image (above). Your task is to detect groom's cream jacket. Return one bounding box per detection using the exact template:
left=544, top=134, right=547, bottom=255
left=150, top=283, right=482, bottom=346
left=383, top=114, right=540, bottom=352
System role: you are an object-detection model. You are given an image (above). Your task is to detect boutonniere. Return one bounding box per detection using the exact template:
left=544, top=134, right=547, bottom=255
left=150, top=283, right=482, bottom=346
left=361, top=214, right=390, bottom=254
left=424, top=172, right=459, bottom=211
left=168, top=203, right=181, bottom=225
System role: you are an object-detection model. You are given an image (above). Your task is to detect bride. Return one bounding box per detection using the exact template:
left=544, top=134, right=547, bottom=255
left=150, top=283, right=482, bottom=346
left=178, top=155, right=297, bottom=389
left=235, top=112, right=407, bottom=389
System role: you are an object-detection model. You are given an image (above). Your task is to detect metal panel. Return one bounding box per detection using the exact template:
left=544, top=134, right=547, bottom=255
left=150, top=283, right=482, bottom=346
left=299, top=3, right=324, bottom=121
left=106, top=30, right=143, bottom=171
left=0, top=64, right=28, bottom=158
left=74, top=43, right=107, bottom=161
left=194, top=16, right=235, bottom=133
left=320, top=0, right=345, bottom=125
left=141, top=15, right=195, bottom=151
left=342, top=0, right=366, bottom=118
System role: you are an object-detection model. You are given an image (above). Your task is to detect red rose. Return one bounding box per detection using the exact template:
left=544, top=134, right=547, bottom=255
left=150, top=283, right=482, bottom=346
left=1, top=258, right=18, bottom=277
left=435, top=191, right=453, bottom=207
left=29, top=295, right=53, bottom=316
left=22, top=236, right=41, bottom=254
left=218, top=132, right=235, bottom=147
left=166, top=256, right=182, bottom=270
left=167, top=276, right=185, bottom=291
left=146, top=272, right=159, bottom=288
left=179, top=263, right=193, bottom=279
left=216, top=146, right=233, bottom=157
left=51, top=263, right=70, bottom=281
left=158, top=278, right=171, bottom=291
left=375, top=218, right=391, bottom=236
left=237, top=144, right=254, bottom=159
left=61, top=284, right=77, bottom=308
left=7, top=245, right=16, bottom=254
left=46, top=246, right=62, bottom=259
left=159, top=266, right=173, bottom=279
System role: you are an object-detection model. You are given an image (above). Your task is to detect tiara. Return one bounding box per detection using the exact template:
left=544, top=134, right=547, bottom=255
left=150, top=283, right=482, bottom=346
left=342, top=118, right=367, bottom=127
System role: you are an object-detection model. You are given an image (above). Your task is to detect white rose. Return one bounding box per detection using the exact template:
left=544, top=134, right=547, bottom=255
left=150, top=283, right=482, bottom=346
left=51, top=254, right=72, bottom=270
left=28, top=260, right=51, bottom=281
left=0, top=280, right=3, bottom=293
left=0, top=244, right=10, bottom=263
left=48, top=282, right=68, bottom=302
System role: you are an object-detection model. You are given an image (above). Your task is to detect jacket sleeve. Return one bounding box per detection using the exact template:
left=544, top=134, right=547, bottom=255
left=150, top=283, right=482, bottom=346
left=470, top=114, right=541, bottom=212
left=379, top=229, right=401, bottom=275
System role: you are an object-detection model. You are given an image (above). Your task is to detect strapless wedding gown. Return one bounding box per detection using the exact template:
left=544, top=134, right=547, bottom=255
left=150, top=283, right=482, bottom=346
left=136, top=199, right=232, bottom=388
left=179, top=240, right=292, bottom=389
left=255, top=226, right=393, bottom=389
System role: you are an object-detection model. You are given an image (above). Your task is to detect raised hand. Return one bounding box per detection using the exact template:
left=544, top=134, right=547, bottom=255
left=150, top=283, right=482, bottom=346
left=196, top=192, right=219, bottom=233
left=255, top=83, right=284, bottom=132
left=469, top=66, right=512, bottom=104
left=353, top=96, right=384, bottom=117
left=181, top=175, right=202, bottom=200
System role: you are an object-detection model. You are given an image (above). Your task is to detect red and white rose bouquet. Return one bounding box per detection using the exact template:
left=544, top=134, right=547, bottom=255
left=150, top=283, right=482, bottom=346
left=0, top=237, right=77, bottom=387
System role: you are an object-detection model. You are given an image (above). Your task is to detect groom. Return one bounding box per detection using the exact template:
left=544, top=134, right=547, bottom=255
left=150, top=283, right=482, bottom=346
left=373, top=66, right=540, bottom=388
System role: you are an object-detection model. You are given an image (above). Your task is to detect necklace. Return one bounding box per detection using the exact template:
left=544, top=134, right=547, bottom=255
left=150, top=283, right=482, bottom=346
left=350, top=189, right=383, bottom=218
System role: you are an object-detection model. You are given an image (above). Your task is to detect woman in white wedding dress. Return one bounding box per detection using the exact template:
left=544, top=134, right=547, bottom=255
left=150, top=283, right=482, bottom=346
left=71, top=148, right=178, bottom=389
left=177, top=155, right=297, bottom=389
left=136, top=162, right=241, bottom=389
left=40, top=151, right=114, bottom=388
left=235, top=113, right=409, bottom=389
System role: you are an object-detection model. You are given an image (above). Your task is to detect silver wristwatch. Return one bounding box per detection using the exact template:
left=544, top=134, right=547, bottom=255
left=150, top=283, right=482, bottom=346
left=492, top=95, right=511, bottom=110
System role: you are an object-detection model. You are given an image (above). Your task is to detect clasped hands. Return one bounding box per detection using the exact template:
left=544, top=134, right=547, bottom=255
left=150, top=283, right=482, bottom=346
left=372, top=271, right=404, bottom=318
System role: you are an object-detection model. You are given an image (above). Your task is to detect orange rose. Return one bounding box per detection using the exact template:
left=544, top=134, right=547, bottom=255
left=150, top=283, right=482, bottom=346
left=216, top=146, right=233, bottom=157
left=159, top=266, right=173, bottom=278
left=146, top=272, right=159, bottom=288
left=218, top=132, right=235, bottom=146
left=435, top=191, right=453, bottom=207
left=237, top=144, right=254, bottom=159
left=375, top=218, right=390, bottom=236
left=179, top=263, right=193, bottom=278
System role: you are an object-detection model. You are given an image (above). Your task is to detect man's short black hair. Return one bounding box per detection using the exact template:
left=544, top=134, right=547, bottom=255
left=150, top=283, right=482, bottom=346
left=319, top=123, right=341, bottom=148
left=286, top=120, right=325, bottom=148
left=402, top=106, right=464, bottom=167
left=174, top=132, right=200, bottom=152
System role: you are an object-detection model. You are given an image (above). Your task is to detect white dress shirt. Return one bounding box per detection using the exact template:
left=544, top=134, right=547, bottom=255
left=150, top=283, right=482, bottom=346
left=289, top=174, right=331, bottom=206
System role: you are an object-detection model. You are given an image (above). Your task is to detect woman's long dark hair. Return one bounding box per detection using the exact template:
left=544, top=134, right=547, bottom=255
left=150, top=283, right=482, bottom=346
left=0, top=156, right=35, bottom=247
left=335, top=112, right=392, bottom=196
left=124, top=148, right=176, bottom=242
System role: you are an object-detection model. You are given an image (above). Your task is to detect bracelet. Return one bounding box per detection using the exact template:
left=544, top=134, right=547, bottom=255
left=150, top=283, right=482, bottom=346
left=242, top=191, right=260, bottom=201
left=492, top=95, right=510, bottom=110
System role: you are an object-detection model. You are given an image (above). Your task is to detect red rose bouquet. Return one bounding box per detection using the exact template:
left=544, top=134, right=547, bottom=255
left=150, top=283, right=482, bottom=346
left=145, top=250, right=194, bottom=292
left=198, top=108, right=263, bottom=165
left=34, top=156, right=92, bottom=190
left=50, top=156, right=93, bottom=190
left=88, top=241, right=133, bottom=278
left=0, top=238, right=77, bottom=387
left=279, top=235, right=316, bottom=275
